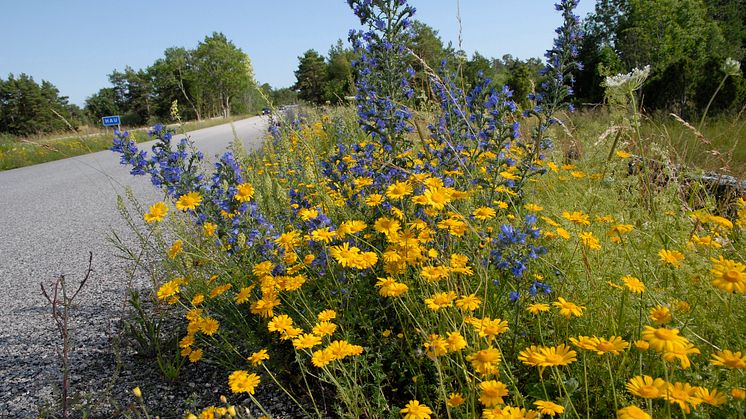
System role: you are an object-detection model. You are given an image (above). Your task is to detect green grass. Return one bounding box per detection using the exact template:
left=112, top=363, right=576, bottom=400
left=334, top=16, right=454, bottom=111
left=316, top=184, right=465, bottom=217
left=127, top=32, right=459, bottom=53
left=0, top=114, right=254, bottom=171
left=568, top=109, right=746, bottom=178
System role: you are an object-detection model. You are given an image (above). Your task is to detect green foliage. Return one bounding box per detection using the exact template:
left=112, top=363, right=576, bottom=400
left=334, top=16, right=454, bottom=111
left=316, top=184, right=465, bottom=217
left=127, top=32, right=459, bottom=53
left=0, top=73, right=83, bottom=136
left=83, top=32, right=264, bottom=128
left=577, top=0, right=745, bottom=115
left=192, top=32, right=257, bottom=118
left=294, top=49, right=329, bottom=105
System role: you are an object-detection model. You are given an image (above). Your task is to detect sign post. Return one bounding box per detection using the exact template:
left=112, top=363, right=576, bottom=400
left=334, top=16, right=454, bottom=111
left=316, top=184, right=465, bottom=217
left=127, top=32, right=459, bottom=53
left=102, top=115, right=121, bottom=131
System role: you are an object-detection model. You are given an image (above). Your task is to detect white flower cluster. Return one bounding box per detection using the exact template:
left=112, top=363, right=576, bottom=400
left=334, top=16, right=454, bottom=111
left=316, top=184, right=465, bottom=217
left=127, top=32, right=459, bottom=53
left=603, top=65, right=651, bottom=91
left=722, top=57, right=742, bottom=77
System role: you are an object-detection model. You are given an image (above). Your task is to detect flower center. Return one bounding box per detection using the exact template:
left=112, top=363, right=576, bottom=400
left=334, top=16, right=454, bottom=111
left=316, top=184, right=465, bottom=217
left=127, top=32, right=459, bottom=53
left=724, top=269, right=740, bottom=282
left=654, top=328, right=676, bottom=340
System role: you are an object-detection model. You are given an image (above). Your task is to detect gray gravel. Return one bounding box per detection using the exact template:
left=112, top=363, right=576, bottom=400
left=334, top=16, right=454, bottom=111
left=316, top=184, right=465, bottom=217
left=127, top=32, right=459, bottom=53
left=0, top=116, right=308, bottom=418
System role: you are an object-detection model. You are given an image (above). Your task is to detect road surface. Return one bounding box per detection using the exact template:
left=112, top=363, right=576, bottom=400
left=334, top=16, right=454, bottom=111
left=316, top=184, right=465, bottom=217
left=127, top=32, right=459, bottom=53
left=0, top=116, right=269, bottom=415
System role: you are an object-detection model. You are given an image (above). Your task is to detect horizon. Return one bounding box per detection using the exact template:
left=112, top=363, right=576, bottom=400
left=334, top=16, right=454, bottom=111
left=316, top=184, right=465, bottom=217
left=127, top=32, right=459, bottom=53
left=0, top=1, right=594, bottom=107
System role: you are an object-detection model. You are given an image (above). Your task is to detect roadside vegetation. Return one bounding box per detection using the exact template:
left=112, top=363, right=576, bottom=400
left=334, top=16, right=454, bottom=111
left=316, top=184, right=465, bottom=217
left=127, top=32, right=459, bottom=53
left=99, top=0, right=746, bottom=418
left=0, top=113, right=259, bottom=171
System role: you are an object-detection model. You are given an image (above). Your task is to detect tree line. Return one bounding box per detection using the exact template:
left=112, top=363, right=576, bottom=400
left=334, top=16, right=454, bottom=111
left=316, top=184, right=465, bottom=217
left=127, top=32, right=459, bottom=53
left=85, top=32, right=285, bottom=127
left=292, top=21, right=545, bottom=109
left=294, top=0, right=744, bottom=118
left=576, top=0, right=744, bottom=116
left=0, top=74, right=85, bottom=136
left=0, top=32, right=296, bottom=137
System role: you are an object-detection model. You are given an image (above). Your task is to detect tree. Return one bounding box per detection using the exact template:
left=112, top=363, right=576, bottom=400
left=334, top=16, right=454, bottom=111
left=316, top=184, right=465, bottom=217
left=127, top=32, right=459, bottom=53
left=85, top=88, right=120, bottom=121
left=192, top=32, right=255, bottom=118
left=463, top=52, right=493, bottom=88
left=149, top=47, right=201, bottom=121
left=0, top=74, right=79, bottom=135
left=325, top=41, right=356, bottom=103
left=293, top=49, right=328, bottom=104
left=408, top=21, right=455, bottom=96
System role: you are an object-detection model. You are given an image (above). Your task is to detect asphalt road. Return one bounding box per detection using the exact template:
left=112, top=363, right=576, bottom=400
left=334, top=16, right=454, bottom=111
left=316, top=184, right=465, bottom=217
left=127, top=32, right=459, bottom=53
left=0, top=115, right=268, bottom=415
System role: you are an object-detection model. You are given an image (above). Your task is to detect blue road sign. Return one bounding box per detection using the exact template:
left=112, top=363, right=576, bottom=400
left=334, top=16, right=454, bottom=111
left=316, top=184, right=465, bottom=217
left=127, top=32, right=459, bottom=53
left=102, top=115, right=121, bottom=126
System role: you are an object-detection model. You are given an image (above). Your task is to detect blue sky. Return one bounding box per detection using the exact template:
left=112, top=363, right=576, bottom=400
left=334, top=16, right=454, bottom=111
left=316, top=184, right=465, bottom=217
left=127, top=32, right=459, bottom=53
left=0, top=1, right=594, bottom=106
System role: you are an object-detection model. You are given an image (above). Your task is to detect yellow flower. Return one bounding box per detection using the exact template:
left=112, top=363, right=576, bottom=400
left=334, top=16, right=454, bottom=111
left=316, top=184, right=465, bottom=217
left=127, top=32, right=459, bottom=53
left=479, top=380, right=509, bottom=407
left=648, top=305, right=672, bottom=325
left=732, top=388, right=746, bottom=400
left=423, top=187, right=452, bottom=210
left=533, top=400, right=564, bottom=416
left=578, top=231, right=601, bottom=250
left=297, top=207, right=319, bottom=221
left=420, top=265, right=449, bottom=282
left=518, top=345, right=545, bottom=368
left=616, top=405, right=650, bottom=419
left=167, top=240, right=183, bottom=259
left=626, top=375, right=667, bottom=399
left=228, top=371, right=260, bottom=395
left=375, top=277, right=409, bottom=297
left=687, top=234, right=721, bottom=249
left=209, top=283, right=232, bottom=299
left=312, top=321, right=337, bottom=337
left=144, top=202, right=169, bottom=223
left=234, top=287, right=253, bottom=304
left=591, top=336, right=629, bottom=356
left=695, top=387, right=727, bottom=406
left=569, top=336, right=597, bottom=351
left=267, top=314, right=294, bottom=334
left=467, top=347, right=502, bottom=376
left=553, top=297, right=584, bottom=318
left=658, top=249, right=685, bottom=268
left=555, top=227, right=570, bottom=240
left=663, top=382, right=701, bottom=414
left=293, top=333, right=323, bottom=349
left=471, top=317, right=509, bottom=340
left=446, top=392, right=464, bottom=407
left=710, top=350, right=746, bottom=369
left=157, top=279, right=181, bottom=301
left=248, top=349, right=269, bottom=366
left=524, top=203, right=543, bottom=212
left=234, top=183, right=255, bottom=202
left=621, top=275, right=645, bottom=293
left=317, top=309, right=337, bottom=322
left=445, top=331, right=467, bottom=352
left=176, top=191, right=202, bottom=211
left=456, top=294, right=482, bottom=311
left=473, top=207, right=497, bottom=220
left=329, top=242, right=362, bottom=268
left=541, top=216, right=560, bottom=227
left=710, top=256, right=746, bottom=293
left=386, top=181, right=413, bottom=200
left=188, top=348, right=203, bottom=363
left=424, top=291, right=457, bottom=311
left=202, top=222, right=217, bottom=237
left=374, top=217, right=401, bottom=237
left=199, top=317, right=219, bottom=336
left=538, top=344, right=577, bottom=367
left=275, top=230, right=301, bottom=252
left=424, top=334, right=449, bottom=358
left=641, top=326, right=689, bottom=353
left=616, top=150, right=631, bottom=158
left=527, top=303, right=550, bottom=314
left=562, top=210, right=590, bottom=226
left=400, top=400, right=432, bottom=419
left=365, top=194, right=384, bottom=207
left=132, top=387, right=142, bottom=398
left=311, top=348, right=334, bottom=367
